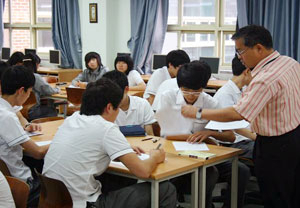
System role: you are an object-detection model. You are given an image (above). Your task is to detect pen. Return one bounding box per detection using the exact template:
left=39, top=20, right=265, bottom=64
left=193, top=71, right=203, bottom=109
left=156, top=143, right=162, bottom=150
left=178, top=154, right=209, bottom=160
left=141, top=137, right=153, bottom=141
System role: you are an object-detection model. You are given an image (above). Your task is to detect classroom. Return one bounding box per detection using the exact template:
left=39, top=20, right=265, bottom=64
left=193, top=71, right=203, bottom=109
left=0, top=0, right=299, bottom=208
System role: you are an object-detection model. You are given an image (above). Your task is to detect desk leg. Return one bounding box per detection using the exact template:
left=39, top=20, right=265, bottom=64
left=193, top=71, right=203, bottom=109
left=191, top=168, right=199, bottom=208
left=63, top=104, right=67, bottom=118
left=199, top=167, right=206, bottom=208
left=231, top=156, right=238, bottom=208
left=151, top=181, right=159, bottom=208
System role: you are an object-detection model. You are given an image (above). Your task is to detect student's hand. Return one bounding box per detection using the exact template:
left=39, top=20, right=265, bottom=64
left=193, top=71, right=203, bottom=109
left=25, top=123, right=42, bottom=132
left=149, top=149, right=165, bottom=164
left=78, top=81, right=87, bottom=89
left=131, top=146, right=145, bottom=155
left=187, top=130, right=211, bottom=144
left=181, top=105, right=198, bottom=119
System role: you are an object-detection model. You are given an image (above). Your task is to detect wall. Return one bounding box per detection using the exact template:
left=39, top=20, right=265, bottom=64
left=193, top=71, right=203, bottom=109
left=78, top=0, right=131, bottom=70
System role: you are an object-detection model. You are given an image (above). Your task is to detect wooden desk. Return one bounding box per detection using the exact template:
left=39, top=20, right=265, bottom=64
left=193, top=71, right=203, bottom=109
left=38, top=67, right=82, bottom=82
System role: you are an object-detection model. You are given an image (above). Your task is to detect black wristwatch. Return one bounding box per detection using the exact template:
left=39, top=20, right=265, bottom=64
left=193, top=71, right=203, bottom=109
left=196, top=108, right=202, bottom=120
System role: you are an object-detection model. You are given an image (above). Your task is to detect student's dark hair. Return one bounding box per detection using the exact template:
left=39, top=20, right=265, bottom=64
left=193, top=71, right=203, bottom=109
left=7, top=52, right=24, bottom=66
left=166, top=50, right=190, bottom=68
left=102, top=70, right=128, bottom=92
left=114, top=55, right=134, bottom=75
left=0, top=61, right=9, bottom=80
left=85, top=52, right=102, bottom=69
left=80, top=78, right=123, bottom=116
left=23, top=53, right=40, bottom=73
left=232, top=56, right=246, bottom=76
left=232, top=25, right=273, bottom=49
left=1, top=65, right=35, bottom=95
left=177, top=60, right=211, bottom=90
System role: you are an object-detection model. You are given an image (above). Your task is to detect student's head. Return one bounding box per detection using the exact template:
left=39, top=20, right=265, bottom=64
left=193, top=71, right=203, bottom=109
left=7, top=51, right=24, bottom=66
left=23, top=53, right=40, bottom=73
left=1, top=65, right=35, bottom=105
left=80, top=78, right=123, bottom=122
left=166, top=50, right=190, bottom=78
left=177, top=61, right=211, bottom=104
left=0, top=61, right=9, bottom=80
left=85, top=52, right=102, bottom=71
left=232, top=25, right=273, bottom=69
left=114, top=55, right=134, bottom=75
left=232, top=56, right=252, bottom=86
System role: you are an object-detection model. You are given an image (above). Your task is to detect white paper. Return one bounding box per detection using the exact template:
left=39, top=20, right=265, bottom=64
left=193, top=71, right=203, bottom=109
left=155, top=106, right=194, bottom=136
left=26, top=131, right=43, bottom=137
left=172, top=141, right=209, bottom=151
left=110, top=153, right=150, bottom=167
left=205, top=120, right=250, bottom=130
left=35, top=141, right=51, bottom=146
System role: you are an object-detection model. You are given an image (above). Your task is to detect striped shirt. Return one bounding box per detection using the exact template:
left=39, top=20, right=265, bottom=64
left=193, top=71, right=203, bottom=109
left=234, top=51, right=300, bottom=136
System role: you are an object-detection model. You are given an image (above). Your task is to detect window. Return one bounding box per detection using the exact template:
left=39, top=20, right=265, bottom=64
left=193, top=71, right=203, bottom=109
left=3, top=0, right=53, bottom=57
left=163, top=0, right=237, bottom=69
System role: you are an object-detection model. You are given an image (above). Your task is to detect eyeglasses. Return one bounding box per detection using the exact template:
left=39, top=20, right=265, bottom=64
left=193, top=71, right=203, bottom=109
left=181, top=90, right=201, bottom=96
left=235, top=48, right=248, bottom=56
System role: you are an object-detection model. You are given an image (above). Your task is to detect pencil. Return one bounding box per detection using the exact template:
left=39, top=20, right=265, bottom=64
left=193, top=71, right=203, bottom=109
left=156, top=143, right=162, bottom=150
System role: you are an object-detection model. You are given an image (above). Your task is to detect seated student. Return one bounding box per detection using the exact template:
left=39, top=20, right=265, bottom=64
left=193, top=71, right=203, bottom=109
left=115, top=55, right=146, bottom=91
left=72, top=52, right=109, bottom=88
left=213, top=57, right=256, bottom=159
left=23, top=53, right=60, bottom=120
left=156, top=61, right=250, bottom=208
left=103, top=70, right=156, bottom=135
left=42, top=78, right=176, bottom=208
left=0, top=171, right=15, bottom=208
left=7, top=51, right=24, bottom=66
left=0, top=65, right=50, bottom=206
left=144, top=50, right=190, bottom=105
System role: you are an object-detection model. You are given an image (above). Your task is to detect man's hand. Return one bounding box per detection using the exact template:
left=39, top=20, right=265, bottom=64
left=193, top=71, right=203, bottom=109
left=149, top=149, right=165, bottom=164
left=181, top=105, right=198, bottom=119
left=131, top=146, right=145, bottom=155
left=25, top=123, right=42, bottom=132
left=187, top=130, right=212, bottom=143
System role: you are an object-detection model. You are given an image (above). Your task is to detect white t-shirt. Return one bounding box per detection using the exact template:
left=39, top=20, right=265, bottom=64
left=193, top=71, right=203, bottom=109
left=0, top=172, right=15, bottom=208
left=152, top=78, right=178, bottom=111
left=214, top=80, right=250, bottom=143
left=143, top=66, right=171, bottom=99
left=156, top=89, right=220, bottom=136
left=43, top=112, right=134, bottom=208
left=115, top=96, right=156, bottom=127
left=127, top=70, right=144, bottom=87
left=0, top=98, right=31, bottom=181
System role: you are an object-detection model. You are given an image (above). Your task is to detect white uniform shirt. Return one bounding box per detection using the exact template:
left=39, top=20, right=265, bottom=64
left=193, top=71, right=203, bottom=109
left=157, top=89, right=220, bottom=136
left=43, top=112, right=134, bottom=208
left=214, top=80, right=250, bottom=143
left=0, top=98, right=31, bottom=181
left=0, top=172, right=15, bottom=208
left=115, top=96, right=156, bottom=127
left=152, top=78, right=178, bottom=111
left=143, top=66, right=171, bottom=99
left=127, top=70, right=144, bottom=87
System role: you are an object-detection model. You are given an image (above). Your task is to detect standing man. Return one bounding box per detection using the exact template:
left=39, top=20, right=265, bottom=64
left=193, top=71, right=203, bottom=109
left=181, top=25, right=300, bottom=208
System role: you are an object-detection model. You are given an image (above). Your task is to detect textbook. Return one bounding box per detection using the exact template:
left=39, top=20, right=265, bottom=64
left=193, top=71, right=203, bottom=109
left=178, top=150, right=216, bottom=160
left=119, top=125, right=146, bottom=136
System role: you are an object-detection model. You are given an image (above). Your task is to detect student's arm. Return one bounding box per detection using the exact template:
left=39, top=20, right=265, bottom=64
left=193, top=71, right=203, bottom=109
left=235, top=128, right=257, bottom=141
left=129, top=82, right=146, bottom=91
left=16, top=112, right=42, bottom=132
left=77, top=81, right=87, bottom=89
left=71, top=72, right=84, bottom=86
left=187, top=130, right=235, bottom=143
left=118, top=149, right=165, bottom=178
left=21, top=140, right=49, bottom=159
left=166, top=134, right=219, bottom=145
left=144, top=124, right=154, bottom=136
left=147, top=94, right=155, bottom=105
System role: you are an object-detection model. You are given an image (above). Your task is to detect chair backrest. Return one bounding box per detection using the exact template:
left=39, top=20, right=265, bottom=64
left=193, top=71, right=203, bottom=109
left=37, top=173, right=73, bottom=208
left=0, top=159, right=11, bottom=176
left=131, top=91, right=144, bottom=98
left=58, top=71, right=82, bottom=82
left=20, top=91, right=37, bottom=119
left=66, top=87, right=85, bottom=106
left=31, top=117, right=64, bottom=124
left=5, top=176, right=30, bottom=208
left=152, top=122, right=161, bottom=137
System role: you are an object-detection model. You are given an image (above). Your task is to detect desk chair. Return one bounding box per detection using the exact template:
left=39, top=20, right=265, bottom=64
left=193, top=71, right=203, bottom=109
left=36, top=171, right=73, bottom=208
left=0, top=159, right=11, bottom=176
left=5, top=176, right=30, bottom=208
left=21, top=91, right=37, bottom=120
left=31, top=116, right=64, bottom=124
left=66, top=87, right=85, bottom=116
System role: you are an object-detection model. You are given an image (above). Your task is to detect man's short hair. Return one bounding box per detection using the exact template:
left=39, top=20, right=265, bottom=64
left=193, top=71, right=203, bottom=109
left=177, top=60, right=211, bottom=90
left=232, top=25, right=273, bottom=49
left=0, top=61, right=9, bottom=79
left=7, top=52, right=24, bottom=66
left=102, top=70, right=128, bottom=92
left=80, top=78, right=123, bottom=116
left=1, top=65, right=35, bottom=95
left=166, top=50, right=190, bottom=68
left=232, top=56, right=246, bottom=76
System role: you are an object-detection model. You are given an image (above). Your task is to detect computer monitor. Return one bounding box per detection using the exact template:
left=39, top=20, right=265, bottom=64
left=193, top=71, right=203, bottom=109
left=152, top=54, right=167, bottom=70
left=24, top=48, right=36, bottom=55
left=117, top=52, right=131, bottom=57
left=49, top=49, right=61, bottom=66
left=199, top=57, right=220, bottom=75
left=1, top=47, right=11, bottom=60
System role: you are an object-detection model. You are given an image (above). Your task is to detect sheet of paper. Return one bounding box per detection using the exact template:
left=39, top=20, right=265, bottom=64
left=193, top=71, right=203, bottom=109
left=26, top=131, right=43, bottom=137
left=172, top=141, right=209, bottom=151
left=35, top=140, right=51, bottom=146
left=205, top=120, right=250, bottom=130
left=155, top=106, right=194, bottom=136
left=110, top=153, right=150, bottom=168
